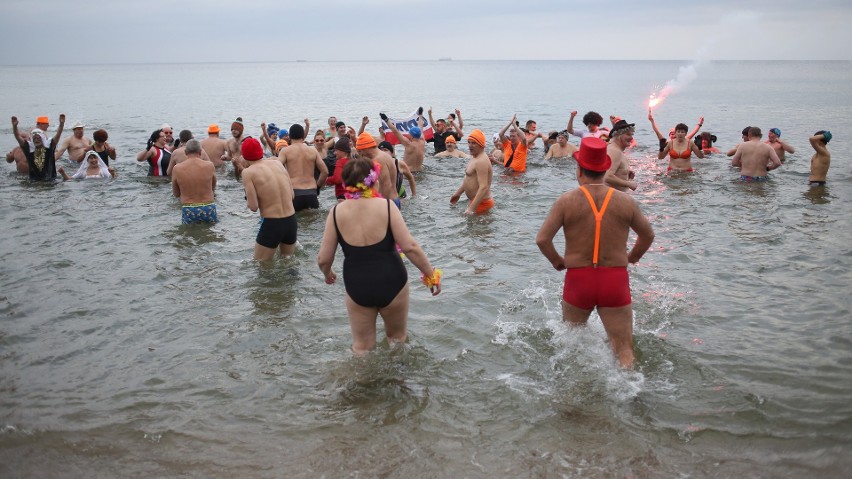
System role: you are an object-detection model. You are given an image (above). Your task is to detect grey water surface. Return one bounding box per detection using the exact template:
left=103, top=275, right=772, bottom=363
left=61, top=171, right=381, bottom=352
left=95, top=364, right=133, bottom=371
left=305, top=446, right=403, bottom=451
left=1, top=60, right=850, bottom=477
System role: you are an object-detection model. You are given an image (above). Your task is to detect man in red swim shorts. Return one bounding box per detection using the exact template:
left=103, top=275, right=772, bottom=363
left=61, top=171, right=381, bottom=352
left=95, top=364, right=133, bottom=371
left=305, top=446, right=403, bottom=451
left=536, top=137, right=655, bottom=368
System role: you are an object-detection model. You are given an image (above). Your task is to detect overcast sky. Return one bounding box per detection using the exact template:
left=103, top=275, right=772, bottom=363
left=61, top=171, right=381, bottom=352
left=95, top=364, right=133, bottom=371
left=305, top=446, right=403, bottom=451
left=1, top=0, right=850, bottom=65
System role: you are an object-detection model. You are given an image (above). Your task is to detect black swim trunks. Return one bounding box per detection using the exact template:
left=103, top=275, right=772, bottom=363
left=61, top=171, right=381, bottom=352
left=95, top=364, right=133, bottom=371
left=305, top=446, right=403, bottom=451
left=256, top=215, right=297, bottom=248
left=809, top=180, right=826, bottom=187
left=293, top=188, right=319, bottom=211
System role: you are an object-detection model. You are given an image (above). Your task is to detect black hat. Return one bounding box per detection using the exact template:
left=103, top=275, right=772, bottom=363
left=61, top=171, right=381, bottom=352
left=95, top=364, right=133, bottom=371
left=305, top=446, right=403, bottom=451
left=611, top=119, right=635, bottom=134
left=334, top=137, right=351, bottom=154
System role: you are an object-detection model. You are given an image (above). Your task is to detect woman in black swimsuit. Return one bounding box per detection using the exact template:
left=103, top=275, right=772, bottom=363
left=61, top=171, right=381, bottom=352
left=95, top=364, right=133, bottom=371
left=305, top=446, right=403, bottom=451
left=317, top=158, right=440, bottom=355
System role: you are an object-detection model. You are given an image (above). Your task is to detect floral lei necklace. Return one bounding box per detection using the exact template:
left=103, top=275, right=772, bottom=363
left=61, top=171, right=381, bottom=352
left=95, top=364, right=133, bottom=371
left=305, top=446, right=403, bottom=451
left=344, top=162, right=383, bottom=200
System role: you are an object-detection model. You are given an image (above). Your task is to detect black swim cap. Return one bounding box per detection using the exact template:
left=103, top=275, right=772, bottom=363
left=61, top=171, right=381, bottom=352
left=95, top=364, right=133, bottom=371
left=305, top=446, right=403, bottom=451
left=289, top=124, right=305, bottom=140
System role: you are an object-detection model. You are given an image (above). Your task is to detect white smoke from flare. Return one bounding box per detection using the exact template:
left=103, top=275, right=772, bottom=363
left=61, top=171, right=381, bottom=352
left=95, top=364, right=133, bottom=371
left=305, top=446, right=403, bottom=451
left=649, top=11, right=760, bottom=110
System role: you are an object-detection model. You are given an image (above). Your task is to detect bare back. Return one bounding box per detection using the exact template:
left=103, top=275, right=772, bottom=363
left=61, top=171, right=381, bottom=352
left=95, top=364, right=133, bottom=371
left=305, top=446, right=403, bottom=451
left=242, top=159, right=295, bottom=219
left=333, top=197, right=396, bottom=246
left=403, top=139, right=426, bottom=171
left=279, top=142, right=326, bottom=189
left=6, top=147, right=28, bottom=174
left=557, top=186, right=643, bottom=268
left=172, top=156, right=216, bottom=205
left=201, top=137, right=227, bottom=167
left=734, top=140, right=779, bottom=177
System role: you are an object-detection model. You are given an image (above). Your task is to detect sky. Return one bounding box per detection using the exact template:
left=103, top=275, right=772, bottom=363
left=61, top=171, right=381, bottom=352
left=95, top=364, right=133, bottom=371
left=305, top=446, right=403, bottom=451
left=1, top=0, right=850, bottom=65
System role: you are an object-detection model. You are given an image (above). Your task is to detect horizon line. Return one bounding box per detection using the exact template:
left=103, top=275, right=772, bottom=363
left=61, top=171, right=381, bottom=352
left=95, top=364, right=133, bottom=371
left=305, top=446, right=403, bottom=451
left=0, top=59, right=849, bottom=68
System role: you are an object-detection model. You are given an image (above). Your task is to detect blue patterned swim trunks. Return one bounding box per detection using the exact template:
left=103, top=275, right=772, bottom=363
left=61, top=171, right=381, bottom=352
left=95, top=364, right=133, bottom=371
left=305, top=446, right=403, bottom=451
left=182, top=202, right=218, bottom=224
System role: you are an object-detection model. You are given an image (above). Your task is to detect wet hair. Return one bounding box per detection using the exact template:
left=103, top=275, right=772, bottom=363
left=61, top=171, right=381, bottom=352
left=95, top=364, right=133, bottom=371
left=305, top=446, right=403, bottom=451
left=548, top=131, right=559, bottom=141
left=185, top=139, right=202, bottom=155
left=335, top=121, right=345, bottom=128
left=146, top=129, right=164, bottom=149
left=288, top=124, right=305, bottom=140
left=525, top=120, right=536, bottom=128
left=314, top=130, right=325, bottom=139
left=341, top=158, right=374, bottom=187
left=675, top=123, right=689, bottom=133
left=700, top=131, right=717, bottom=145
left=580, top=166, right=605, bottom=179
left=748, top=127, right=762, bottom=138
left=741, top=126, right=751, bottom=136
left=93, top=129, right=108, bottom=142
left=179, top=129, right=193, bottom=143
left=448, top=113, right=457, bottom=120
left=582, top=111, right=603, bottom=127
left=436, top=119, right=447, bottom=126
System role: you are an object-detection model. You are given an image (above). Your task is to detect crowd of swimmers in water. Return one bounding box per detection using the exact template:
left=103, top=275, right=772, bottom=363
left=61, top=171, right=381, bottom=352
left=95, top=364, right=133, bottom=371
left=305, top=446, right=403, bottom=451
left=5, top=109, right=834, bottom=365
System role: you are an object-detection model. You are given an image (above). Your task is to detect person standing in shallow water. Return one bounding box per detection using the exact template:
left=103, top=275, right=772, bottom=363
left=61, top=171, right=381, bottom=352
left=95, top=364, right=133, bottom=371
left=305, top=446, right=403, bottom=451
left=241, top=137, right=298, bottom=261
left=11, top=114, right=65, bottom=181
left=807, top=131, right=831, bottom=187
left=536, top=137, right=655, bottom=369
left=766, top=128, right=795, bottom=162
left=731, top=127, right=781, bottom=182
left=450, top=129, right=493, bottom=215
left=172, top=140, right=218, bottom=225
left=317, top=158, right=441, bottom=355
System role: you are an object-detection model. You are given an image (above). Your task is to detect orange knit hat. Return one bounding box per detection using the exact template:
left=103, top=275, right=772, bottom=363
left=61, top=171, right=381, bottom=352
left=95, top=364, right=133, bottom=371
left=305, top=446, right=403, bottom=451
left=468, top=129, right=485, bottom=148
left=355, top=132, right=377, bottom=150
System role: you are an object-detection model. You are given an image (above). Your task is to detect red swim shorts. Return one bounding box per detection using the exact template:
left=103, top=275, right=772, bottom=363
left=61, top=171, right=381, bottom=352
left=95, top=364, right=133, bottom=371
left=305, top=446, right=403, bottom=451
left=562, top=266, right=631, bottom=310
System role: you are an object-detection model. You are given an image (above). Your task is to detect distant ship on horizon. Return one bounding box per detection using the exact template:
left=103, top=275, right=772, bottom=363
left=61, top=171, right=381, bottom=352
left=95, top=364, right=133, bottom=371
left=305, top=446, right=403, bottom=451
left=438, top=57, right=452, bottom=61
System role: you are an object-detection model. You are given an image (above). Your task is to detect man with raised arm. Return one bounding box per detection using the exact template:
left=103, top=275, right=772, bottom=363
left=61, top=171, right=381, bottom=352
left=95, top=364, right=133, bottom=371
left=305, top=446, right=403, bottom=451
left=499, top=113, right=531, bottom=173
left=536, top=136, right=655, bottom=368
left=11, top=114, right=65, bottom=181
left=567, top=110, right=608, bottom=140
left=450, top=130, right=494, bottom=215
left=426, top=107, right=462, bottom=154
left=766, top=128, right=795, bottom=162
left=55, top=121, right=92, bottom=163
left=381, top=110, right=426, bottom=171
left=808, top=131, right=831, bottom=187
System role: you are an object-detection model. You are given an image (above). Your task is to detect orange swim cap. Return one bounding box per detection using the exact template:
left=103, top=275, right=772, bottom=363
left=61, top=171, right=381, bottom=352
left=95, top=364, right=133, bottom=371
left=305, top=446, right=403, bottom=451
left=468, top=129, right=485, bottom=148
left=275, top=139, right=289, bottom=150
left=356, top=132, right=377, bottom=150
left=445, top=135, right=457, bottom=144
left=36, top=116, right=49, bottom=124
left=208, top=124, right=220, bottom=134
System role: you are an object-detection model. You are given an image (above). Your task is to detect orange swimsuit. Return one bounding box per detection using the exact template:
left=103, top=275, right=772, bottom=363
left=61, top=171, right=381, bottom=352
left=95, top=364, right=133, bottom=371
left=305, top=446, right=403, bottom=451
left=669, top=145, right=691, bottom=159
